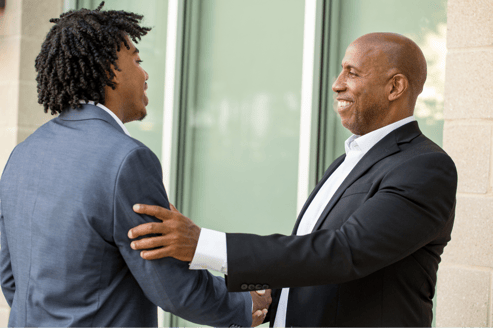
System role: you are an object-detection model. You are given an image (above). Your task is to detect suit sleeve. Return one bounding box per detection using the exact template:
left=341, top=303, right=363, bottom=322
left=226, top=151, right=457, bottom=291
left=113, top=146, right=251, bottom=327
left=0, top=150, right=16, bottom=307
left=0, top=207, right=14, bottom=307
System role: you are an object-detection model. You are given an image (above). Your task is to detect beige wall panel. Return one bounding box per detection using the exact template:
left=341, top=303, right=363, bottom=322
left=0, top=308, right=10, bottom=327
left=441, top=195, right=493, bottom=267
left=21, top=0, right=63, bottom=38
left=0, top=36, right=21, bottom=83
left=444, top=50, right=493, bottom=120
left=17, top=126, right=39, bottom=144
left=436, top=266, right=490, bottom=327
left=0, top=127, right=18, bottom=171
left=443, top=124, right=491, bottom=193
left=17, top=81, right=51, bottom=128
left=0, top=82, right=19, bottom=128
left=447, top=0, right=493, bottom=48
left=0, top=293, right=8, bottom=308
left=0, top=0, right=22, bottom=37
left=19, top=37, right=44, bottom=84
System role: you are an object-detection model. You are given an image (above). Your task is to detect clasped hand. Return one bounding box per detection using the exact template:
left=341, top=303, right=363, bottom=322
left=128, top=203, right=272, bottom=326
left=251, top=289, right=272, bottom=326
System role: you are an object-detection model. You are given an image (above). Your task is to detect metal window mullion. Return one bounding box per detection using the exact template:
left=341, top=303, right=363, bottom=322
left=159, top=0, right=186, bottom=325
left=296, top=0, right=325, bottom=214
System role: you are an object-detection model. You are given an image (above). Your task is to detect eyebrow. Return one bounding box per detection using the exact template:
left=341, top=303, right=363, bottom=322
left=341, top=63, right=361, bottom=72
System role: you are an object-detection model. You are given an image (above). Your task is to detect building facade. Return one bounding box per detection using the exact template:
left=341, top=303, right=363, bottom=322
left=0, top=0, right=491, bottom=326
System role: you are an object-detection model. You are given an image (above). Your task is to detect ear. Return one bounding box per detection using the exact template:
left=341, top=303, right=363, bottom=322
left=388, top=74, right=408, bottom=102
left=110, top=65, right=121, bottom=84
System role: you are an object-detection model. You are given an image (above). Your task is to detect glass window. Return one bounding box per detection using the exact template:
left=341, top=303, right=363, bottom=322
left=179, top=0, right=305, bottom=236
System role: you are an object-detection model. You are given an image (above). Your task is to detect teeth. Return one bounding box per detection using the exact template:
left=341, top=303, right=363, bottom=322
left=338, top=100, right=351, bottom=108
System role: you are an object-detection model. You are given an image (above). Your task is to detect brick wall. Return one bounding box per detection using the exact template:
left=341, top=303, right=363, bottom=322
left=437, top=0, right=493, bottom=326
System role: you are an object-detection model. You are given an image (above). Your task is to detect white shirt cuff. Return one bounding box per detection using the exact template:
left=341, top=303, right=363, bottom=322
left=189, top=228, right=228, bottom=274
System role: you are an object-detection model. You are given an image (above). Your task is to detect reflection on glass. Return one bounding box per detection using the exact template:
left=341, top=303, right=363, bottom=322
left=182, top=0, right=305, bottom=237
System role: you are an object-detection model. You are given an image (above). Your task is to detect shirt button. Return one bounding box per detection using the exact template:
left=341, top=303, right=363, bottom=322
left=241, top=284, right=248, bottom=290
left=255, top=284, right=263, bottom=290
left=248, top=284, right=256, bottom=290
left=262, top=284, right=269, bottom=289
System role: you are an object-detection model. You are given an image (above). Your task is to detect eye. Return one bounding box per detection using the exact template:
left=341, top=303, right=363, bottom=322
left=348, top=71, right=357, bottom=77
left=137, top=60, right=143, bottom=65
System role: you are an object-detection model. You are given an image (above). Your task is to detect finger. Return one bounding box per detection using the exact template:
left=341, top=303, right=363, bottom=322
left=253, top=310, right=263, bottom=317
left=128, top=221, right=166, bottom=239
left=130, top=235, right=170, bottom=250
left=133, top=204, right=170, bottom=219
left=140, top=247, right=172, bottom=260
left=169, top=203, right=178, bottom=212
left=255, top=289, right=265, bottom=296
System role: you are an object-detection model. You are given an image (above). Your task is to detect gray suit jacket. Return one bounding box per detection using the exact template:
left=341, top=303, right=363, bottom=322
left=0, top=104, right=251, bottom=327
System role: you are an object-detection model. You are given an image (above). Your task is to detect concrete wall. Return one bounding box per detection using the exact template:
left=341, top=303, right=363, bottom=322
left=0, top=0, right=62, bottom=170
left=0, top=0, right=63, bottom=324
left=437, top=0, right=493, bottom=326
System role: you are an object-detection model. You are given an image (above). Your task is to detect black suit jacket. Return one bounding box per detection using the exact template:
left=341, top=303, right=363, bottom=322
left=226, top=122, right=457, bottom=327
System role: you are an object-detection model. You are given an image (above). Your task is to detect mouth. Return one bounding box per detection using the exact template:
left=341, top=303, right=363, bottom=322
left=337, top=99, right=353, bottom=110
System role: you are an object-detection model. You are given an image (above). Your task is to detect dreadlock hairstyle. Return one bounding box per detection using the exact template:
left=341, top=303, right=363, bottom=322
left=35, top=1, right=151, bottom=115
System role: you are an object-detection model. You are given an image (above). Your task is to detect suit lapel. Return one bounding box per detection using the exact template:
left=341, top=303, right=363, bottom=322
left=291, top=155, right=345, bottom=235
left=310, top=121, right=422, bottom=232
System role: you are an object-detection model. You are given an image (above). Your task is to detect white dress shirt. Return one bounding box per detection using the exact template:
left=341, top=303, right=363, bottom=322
left=190, top=116, right=416, bottom=326
left=80, top=101, right=131, bottom=137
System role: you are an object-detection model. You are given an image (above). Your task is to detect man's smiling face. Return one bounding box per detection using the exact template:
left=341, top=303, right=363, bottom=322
left=332, top=41, right=392, bottom=136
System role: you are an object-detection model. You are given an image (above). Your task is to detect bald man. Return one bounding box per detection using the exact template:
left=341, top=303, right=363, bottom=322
left=128, top=33, right=457, bottom=326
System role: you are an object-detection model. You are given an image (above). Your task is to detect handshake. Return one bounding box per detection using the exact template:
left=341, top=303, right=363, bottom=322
left=251, top=289, right=272, bottom=327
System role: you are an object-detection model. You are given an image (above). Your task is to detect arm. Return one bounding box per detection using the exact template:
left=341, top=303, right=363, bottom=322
left=129, top=151, right=457, bottom=291
left=226, top=152, right=457, bottom=290
left=114, top=147, right=251, bottom=327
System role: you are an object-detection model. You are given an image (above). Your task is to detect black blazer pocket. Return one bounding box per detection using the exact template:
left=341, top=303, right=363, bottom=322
left=340, top=182, right=372, bottom=199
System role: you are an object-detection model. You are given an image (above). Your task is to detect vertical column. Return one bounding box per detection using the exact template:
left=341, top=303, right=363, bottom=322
left=0, top=0, right=63, bottom=170
left=437, top=0, right=493, bottom=326
left=0, top=0, right=63, bottom=324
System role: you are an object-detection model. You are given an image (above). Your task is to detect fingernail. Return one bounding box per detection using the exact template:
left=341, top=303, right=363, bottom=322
left=140, top=251, right=146, bottom=258
left=128, top=230, right=133, bottom=239
left=133, top=204, right=140, bottom=211
left=130, top=242, right=136, bottom=249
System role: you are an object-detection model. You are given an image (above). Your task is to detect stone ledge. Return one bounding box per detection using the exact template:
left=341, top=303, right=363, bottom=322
left=443, top=124, right=491, bottom=193
left=436, top=266, right=490, bottom=326
left=441, top=195, right=493, bottom=267
left=447, top=0, right=493, bottom=48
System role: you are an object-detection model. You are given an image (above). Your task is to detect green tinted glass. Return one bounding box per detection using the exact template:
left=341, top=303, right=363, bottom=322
left=180, top=0, right=305, bottom=236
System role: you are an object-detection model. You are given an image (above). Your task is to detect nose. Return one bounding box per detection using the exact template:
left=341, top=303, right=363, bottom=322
left=332, top=71, right=346, bottom=93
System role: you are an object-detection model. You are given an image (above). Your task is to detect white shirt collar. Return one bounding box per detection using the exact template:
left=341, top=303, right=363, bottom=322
left=80, top=101, right=131, bottom=136
left=344, top=116, right=416, bottom=154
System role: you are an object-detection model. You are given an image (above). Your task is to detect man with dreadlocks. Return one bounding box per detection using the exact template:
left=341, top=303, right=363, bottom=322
left=0, top=2, right=270, bottom=326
